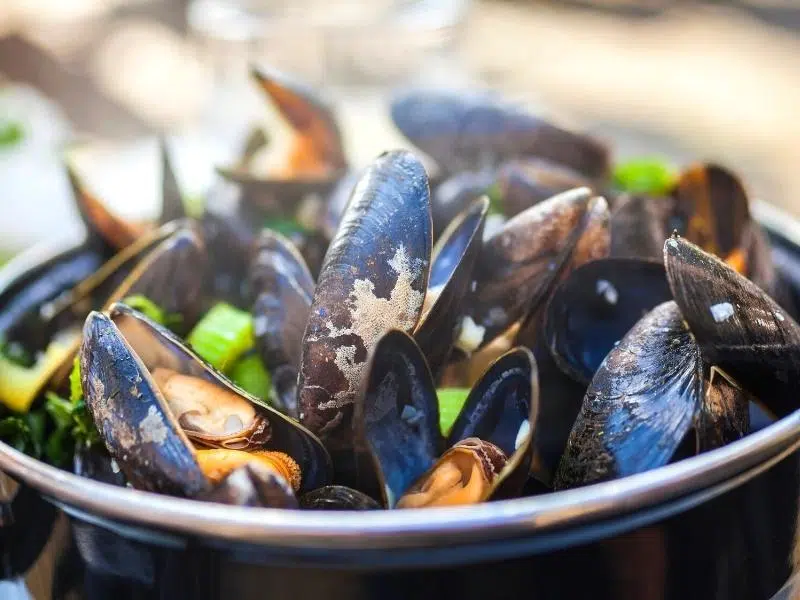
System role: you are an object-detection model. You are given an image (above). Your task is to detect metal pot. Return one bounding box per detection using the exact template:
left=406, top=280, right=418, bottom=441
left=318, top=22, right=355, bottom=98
left=1, top=201, right=799, bottom=600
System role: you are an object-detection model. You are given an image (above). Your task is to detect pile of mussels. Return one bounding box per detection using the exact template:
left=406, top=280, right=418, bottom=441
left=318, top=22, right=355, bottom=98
left=2, top=65, right=799, bottom=511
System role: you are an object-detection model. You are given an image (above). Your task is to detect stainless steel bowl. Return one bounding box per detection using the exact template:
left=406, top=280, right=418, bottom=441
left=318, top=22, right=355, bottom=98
left=1, top=201, right=799, bottom=600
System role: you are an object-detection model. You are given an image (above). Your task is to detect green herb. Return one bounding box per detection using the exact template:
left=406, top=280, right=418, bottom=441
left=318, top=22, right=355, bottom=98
left=437, top=387, right=471, bottom=436
left=229, top=352, right=271, bottom=400
left=0, top=120, right=24, bottom=148
left=69, top=356, right=82, bottom=403
left=484, top=184, right=505, bottom=216
left=612, top=157, right=677, bottom=196
left=44, top=392, right=99, bottom=465
left=263, top=218, right=310, bottom=238
left=121, top=295, right=182, bottom=330
left=0, top=410, right=47, bottom=458
left=187, top=303, right=255, bottom=373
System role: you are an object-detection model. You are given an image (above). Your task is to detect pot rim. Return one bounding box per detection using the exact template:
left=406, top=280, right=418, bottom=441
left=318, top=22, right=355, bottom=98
left=0, top=200, right=799, bottom=552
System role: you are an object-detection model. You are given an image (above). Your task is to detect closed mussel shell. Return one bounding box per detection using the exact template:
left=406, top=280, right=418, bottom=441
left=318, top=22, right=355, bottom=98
left=298, top=150, right=432, bottom=457
left=609, top=194, right=669, bottom=261
left=554, top=301, right=703, bottom=490
left=414, top=197, right=488, bottom=379
left=355, top=330, right=441, bottom=507
left=250, top=230, right=315, bottom=417
left=664, top=235, right=800, bottom=418
left=545, top=258, right=672, bottom=385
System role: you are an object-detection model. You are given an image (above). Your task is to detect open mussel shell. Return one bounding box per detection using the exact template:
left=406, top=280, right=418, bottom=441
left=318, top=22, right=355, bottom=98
left=199, top=209, right=257, bottom=307
left=445, top=346, right=539, bottom=500
left=414, top=197, right=488, bottom=379
left=664, top=235, right=800, bottom=418
left=0, top=241, right=107, bottom=354
left=463, top=188, right=606, bottom=351
left=298, top=150, right=432, bottom=454
left=158, top=138, right=186, bottom=225
left=389, top=89, right=610, bottom=179
left=554, top=301, right=702, bottom=490
left=66, top=163, right=147, bottom=252
left=299, top=485, right=381, bottom=511
left=250, top=64, right=347, bottom=173
left=249, top=230, right=314, bottom=417
left=355, top=330, right=441, bottom=507
left=198, top=463, right=299, bottom=509
left=544, top=258, right=672, bottom=384
left=430, top=171, right=493, bottom=239
left=82, top=303, right=332, bottom=494
left=215, top=168, right=339, bottom=211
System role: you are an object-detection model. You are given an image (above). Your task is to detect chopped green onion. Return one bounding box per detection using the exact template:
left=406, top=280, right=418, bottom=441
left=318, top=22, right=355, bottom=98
left=612, top=157, right=677, bottom=196
left=45, top=392, right=73, bottom=430
left=0, top=120, right=24, bottom=148
left=187, top=303, right=255, bottom=373
left=69, top=355, right=82, bottom=403
left=123, top=295, right=166, bottom=325
left=0, top=415, right=38, bottom=455
left=437, top=387, right=471, bottom=436
left=484, top=184, right=505, bottom=216
left=229, top=353, right=272, bottom=400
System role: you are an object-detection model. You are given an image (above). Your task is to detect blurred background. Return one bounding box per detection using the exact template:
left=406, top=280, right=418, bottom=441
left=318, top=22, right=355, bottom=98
left=2, top=0, right=800, bottom=258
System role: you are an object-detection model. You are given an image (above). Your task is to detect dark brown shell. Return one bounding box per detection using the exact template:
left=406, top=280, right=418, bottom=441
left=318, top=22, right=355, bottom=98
left=198, top=463, right=299, bottom=509
left=298, top=150, right=432, bottom=453
left=664, top=235, right=800, bottom=418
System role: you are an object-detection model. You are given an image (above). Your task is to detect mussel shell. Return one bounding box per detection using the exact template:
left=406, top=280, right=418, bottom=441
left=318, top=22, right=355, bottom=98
left=697, top=366, right=751, bottom=452
left=158, top=139, right=185, bottom=225
left=448, top=346, right=538, bottom=499
left=0, top=241, right=106, bottom=353
left=464, top=188, right=598, bottom=349
left=431, top=171, right=493, bottom=239
left=554, top=301, right=702, bottom=490
left=671, top=163, right=749, bottom=259
left=215, top=167, right=340, bottom=212
left=103, top=226, right=207, bottom=329
left=544, top=258, right=672, bottom=384
left=99, top=303, right=332, bottom=492
left=66, top=163, right=146, bottom=252
left=609, top=194, right=668, bottom=261
left=299, top=485, right=381, bottom=510
left=250, top=230, right=314, bottom=370
left=664, top=235, right=800, bottom=418
left=200, top=210, right=256, bottom=307
left=198, top=463, right=299, bottom=509
left=323, top=169, right=361, bottom=240
left=355, top=329, right=441, bottom=508
left=414, top=197, right=488, bottom=379
left=494, top=158, right=592, bottom=218
left=250, top=65, right=347, bottom=172
left=80, top=311, right=210, bottom=497
left=390, top=89, right=610, bottom=179
left=298, top=150, right=432, bottom=452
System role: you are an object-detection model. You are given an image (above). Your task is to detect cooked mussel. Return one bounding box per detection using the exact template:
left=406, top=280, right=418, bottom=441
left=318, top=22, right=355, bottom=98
left=249, top=229, right=315, bottom=417
left=218, top=65, right=347, bottom=209
left=355, top=329, right=537, bottom=508
left=197, top=462, right=299, bottom=509
left=299, top=485, right=380, bottom=510
left=298, top=150, right=432, bottom=461
left=665, top=235, right=800, bottom=418
left=80, top=303, right=332, bottom=496
left=390, top=88, right=610, bottom=179
left=554, top=300, right=750, bottom=489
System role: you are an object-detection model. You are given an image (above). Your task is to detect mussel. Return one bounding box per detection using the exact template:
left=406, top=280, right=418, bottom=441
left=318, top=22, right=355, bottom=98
left=6, top=67, right=800, bottom=514
left=80, top=303, right=331, bottom=499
